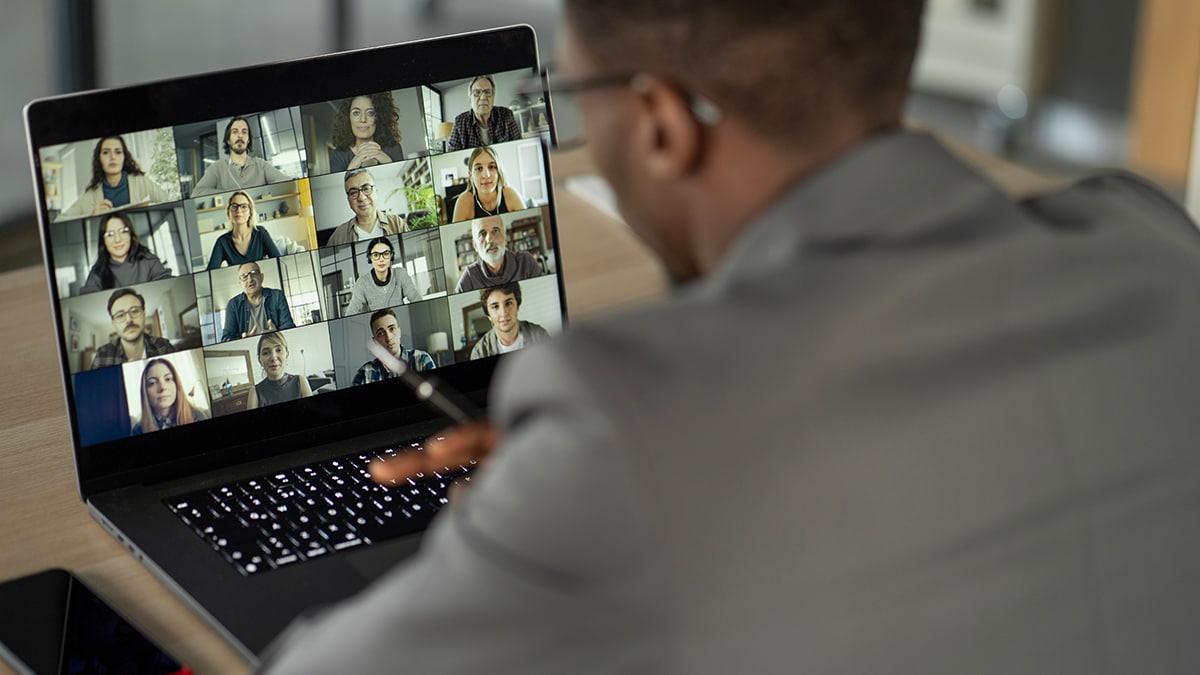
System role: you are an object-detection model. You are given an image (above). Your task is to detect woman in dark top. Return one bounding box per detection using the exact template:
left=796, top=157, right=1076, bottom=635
left=451, top=145, right=525, bottom=223
left=329, top=92, right=404, bottom=172
left=251, top=331, right=314, bottom=408
left=79, top=213, right=171, bottom=294
left=206, top=190, right=280, bottom=269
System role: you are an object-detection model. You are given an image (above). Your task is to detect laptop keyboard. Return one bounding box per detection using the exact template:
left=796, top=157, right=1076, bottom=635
left=165, top=439, right=474, bottom=576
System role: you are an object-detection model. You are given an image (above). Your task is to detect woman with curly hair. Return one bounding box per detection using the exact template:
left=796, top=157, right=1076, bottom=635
left=329, top=92, right=404, bottom=172
left=79, top=213, right=171, bottom=293
left=56, top=135, right=172, bottom=222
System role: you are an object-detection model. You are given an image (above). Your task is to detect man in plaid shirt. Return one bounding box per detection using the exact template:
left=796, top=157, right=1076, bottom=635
left=353, top=308, right=436, bottom=385
left=447, top=75, right=523, bottom=152
left=90, top=288, right=176, bottom=370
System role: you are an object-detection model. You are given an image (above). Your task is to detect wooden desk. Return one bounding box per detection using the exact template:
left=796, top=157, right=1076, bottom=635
left=0, top=146, right=665, bottom=675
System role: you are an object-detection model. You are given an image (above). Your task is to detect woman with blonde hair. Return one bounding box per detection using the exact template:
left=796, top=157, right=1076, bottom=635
left=451, top=145, right=525, bottom=223
left=132, top=358, right=207, bottom=434
left=206, top=190, right=281, bottom=269
left=251, top=331, right=314, bottom=408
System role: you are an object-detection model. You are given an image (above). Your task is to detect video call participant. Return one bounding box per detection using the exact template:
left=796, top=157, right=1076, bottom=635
left=352, top=308, right=435, bottom=385
left=206, top=190, right=281, bottom=270
left=91, top=288, right=176, bottom=369
left=56, top=136, right=172, bottom=222
left=191, top=117, right=291, bottom=197
left=131, top=358, right=207, bottom=434
left=470, top=282, right=549, bottom=359
left=220, top=262, right=296, bottom=342
left=447, top=75, right=523, bottom=152
left=451, top=145, right=526, bottom=223
left=454, top=215, right=543, bottom=292
left=346, top=236, right=422, bottom=314
left=330, top=93, right=405, bottom=172
left=249, top=332, right=313, bottom=407
left=326, top=168, right=408, bottom=246
left=79, top=213, right=172, bottom=294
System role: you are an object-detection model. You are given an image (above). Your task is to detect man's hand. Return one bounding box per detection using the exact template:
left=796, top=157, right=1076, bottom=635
left=370, top=421, right=498, bottom=495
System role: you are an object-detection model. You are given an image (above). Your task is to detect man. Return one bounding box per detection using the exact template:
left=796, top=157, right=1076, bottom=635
left=470, top=282, right=549, bottom=359
left=264, top=1, right=1200, bottom=673
left=90, top=288, right=175, bottom=369
left=352, top=308, right=435, bottom=385
left=220, top=262, right=295, bottom=342
left=346, top=236, right=423, bottom=314
left=191, top=117, right=291, bottom=197
left=453, top=215, right=543, bottom=292
left=325, top=168, right=407, bottom=246
left=447, top=75, right=523, bottom=151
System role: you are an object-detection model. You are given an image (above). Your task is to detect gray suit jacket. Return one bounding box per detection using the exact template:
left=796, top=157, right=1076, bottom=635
left=262, top=131, right=1200, bottom=673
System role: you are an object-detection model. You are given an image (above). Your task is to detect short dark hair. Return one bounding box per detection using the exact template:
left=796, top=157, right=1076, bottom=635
left=369, top=308, right=397, bottom=329
left=107, top=288, right=145, bottom=316
left=366, top=236, right=393, bottom=255
left=480, top=282, right=521, bottom=308
left=562, top=0, right=926, bottom=146
left=223, top=117, right=254, bottom=154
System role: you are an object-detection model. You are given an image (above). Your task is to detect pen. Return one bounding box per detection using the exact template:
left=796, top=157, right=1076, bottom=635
left=366, top=338, right=476, bottom=424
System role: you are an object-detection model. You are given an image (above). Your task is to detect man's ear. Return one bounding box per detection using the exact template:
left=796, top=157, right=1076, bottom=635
left=628, top=74, right=705, bottom=180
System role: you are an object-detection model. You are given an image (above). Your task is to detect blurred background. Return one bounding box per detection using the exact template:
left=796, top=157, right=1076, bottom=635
left=1, top=0, right=1196, bottom=271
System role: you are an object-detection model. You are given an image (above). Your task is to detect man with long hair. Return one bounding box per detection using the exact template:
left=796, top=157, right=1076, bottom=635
left=192, top=116, right=291, bottom=197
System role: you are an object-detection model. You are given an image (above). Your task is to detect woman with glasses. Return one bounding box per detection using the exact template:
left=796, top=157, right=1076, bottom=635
left=451, top=145, right=526, bottom=223
left=206, top=190, right=282, bottom=270
left=329, top=93, right=405, bottom=172
left=56, top=135, right=173, bottom=222
left=247, top=331, right=314, bottom=408
left=79, top=213, right=171, bottom=294
left=131, top=357, right=207, bottom=435
left=346, top=236, right=422, bottom=314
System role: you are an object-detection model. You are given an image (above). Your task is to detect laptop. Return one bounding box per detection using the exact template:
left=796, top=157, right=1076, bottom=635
left=23, top=25, right=567, bottom=661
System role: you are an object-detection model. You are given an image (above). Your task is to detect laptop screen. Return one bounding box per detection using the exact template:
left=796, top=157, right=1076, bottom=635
left=24, top=26, right=566, bottom=492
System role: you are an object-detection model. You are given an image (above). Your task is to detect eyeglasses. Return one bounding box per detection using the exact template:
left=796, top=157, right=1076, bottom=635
left=470, top=88, right=494, bottom=99
left=370, top=250, right=393, bottom=260
left=111, top=306, right=144, bottom=322
left=515, top=63, right=722, bottom=151
left=229, top=202, right=252, bottom=212
left=346, top=184, right=374, bottom=199
left=239, top=270, right=261, bottom=281
left=103, top=227, right=131, bottom=239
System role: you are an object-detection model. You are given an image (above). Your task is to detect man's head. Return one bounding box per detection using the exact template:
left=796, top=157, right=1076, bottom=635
left=470, top=216, right=507, bottom=271
left=481, top=282, right=521, bottom=342
left=238, top=262, right=263, bottom=296
left=366, top=236, right=394, bottom=277
left=558, top=0, right=926, bottom=281
left=107, top=288, right=146, bottom=343
left=344, top=168, right=377, bottom=220
left=224, top=117, right=253, bottom=155
left=560, top=1, right=923, bottom=148
left=369, top=308, right=402, bottom=357
left=468, top=75, right=496, bottom=122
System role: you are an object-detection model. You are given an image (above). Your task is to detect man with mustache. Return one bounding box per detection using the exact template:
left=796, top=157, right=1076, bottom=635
left=90, top=288, right=176, bottom=369
left=220, top=262, right=295, bottom=342
left=453, top=215, right=542, bottom=293
left=191, top=117, right=291, bottom=197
